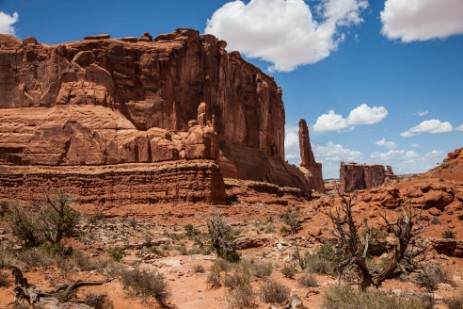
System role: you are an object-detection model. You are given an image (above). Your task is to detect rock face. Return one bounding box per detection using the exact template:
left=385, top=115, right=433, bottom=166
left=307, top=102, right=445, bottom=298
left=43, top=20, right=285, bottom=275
left=340, top=162, right=396, bottom=193
left=298, top=119, right=324, bottom=193
left=0, top=29, right=317, bottom=205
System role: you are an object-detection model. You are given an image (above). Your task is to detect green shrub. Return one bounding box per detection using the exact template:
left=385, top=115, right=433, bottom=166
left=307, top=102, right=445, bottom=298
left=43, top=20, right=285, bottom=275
left=259, top=281, right=290, bottom=304
left=322, top=285, right=434, bottom=309
left=298, top=273, right=318, bottom=287
left=443, top=228, right=456, bottom=239
left=282, top=208, right=301, bottom=234
left=120, top=267, right=170, bottom=305
left=6, top=205, right=43, bottom=247
left=107, top=247, right=125, bottom=262
left=207, top=213, right=240, bottom=262
left=184, top=224, right=200, bottom=238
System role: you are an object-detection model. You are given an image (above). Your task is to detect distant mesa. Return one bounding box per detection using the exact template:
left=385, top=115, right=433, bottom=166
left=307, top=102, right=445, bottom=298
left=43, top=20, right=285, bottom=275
left=340, top=162, right=397, bottom=193
left=0, top=28, right=324, bottom=206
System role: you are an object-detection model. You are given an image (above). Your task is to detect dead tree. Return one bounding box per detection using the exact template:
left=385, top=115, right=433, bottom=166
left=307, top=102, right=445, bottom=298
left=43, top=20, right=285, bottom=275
left=10, top=266, right=110, bottom=308
left=323, top=189, right=427, bottom=290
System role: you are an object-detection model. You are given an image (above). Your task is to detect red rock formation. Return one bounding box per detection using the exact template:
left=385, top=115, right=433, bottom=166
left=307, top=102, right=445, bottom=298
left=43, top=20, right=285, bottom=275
left=340, top=162, right=396, bottom=193
left=0, top=29, right=318, bottom=205
left=298, top=119, right=325, bottom=193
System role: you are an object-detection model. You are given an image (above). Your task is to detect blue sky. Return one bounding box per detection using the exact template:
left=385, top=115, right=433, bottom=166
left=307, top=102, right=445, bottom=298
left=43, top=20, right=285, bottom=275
left=1, top=0, right=462, bottom=178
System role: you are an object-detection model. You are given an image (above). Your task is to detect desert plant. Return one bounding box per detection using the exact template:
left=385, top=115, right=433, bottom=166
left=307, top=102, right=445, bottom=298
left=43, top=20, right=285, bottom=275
left=430, top=216, right=441, bottom=225
left=206, top=271, right=221, bottom=289
left=443, top=228, right=456, bottom=239
left=17, top=247, right=55, bottom=270
left=298, top=273, right=318, bottom=287
left=107, top=247, right=125, bottom=262
left=120, top=267, right=170, bottom=306
left=226, top=283, right=256, bottom=308
left=280, top=263, right=298, bottom=279
left=322, top=285, right=434, bottom=309
left=444, top=296, right=463, bottom=309
left=323, top=192, right=427, bottom=290
left=0, top=201, right=9, bottom=218
left=416, top=264, right=448, bottom=292
left=81, top=293, right=113, bottom=309
left=0, top=270, right=10, bottom=287
left=87, top=211, right=106, bottom=225
left=207, top=212, right=240, bottom=262
left=38, top=192, right=80, bottom=245
left=259, top=281, right=290, bottom=305
left=193, top=264, right=206, bottom=273
left=184, top=224, right=200, bottom=238
left=251, top=260, right=273, bottom=278
left=282, top=207, right=301, bottom=234
left=6, top=205, right=43, bottom=247
left=69, top=250, right=95, bottom=271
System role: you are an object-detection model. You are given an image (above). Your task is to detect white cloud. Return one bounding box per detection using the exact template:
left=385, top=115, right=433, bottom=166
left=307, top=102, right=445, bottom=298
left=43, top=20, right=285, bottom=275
left=376, top=138, right=398, bottom=149
left=205, top=0, right=368, bottom=72
left=425, top=150, right=443, bottom=158
left=457, top=124, right=463, bottom=131
left=411, top=143, right=419, bottom=148
left=381, top=0, right=463, bottom=42
left=401, top=119, right=454, bottom=137
left=370, top=149, right=418, bottom=163
left=314, top=142, right=363, bottom=162
left=313, top=104, right=388, bottom=132
left=0, top=11, right=18, bottom=36
left=348, top=104, right=388, bottom=125
left=284, top=127, right=300, bottom=161
left=413, top=111, right=429, bottom=117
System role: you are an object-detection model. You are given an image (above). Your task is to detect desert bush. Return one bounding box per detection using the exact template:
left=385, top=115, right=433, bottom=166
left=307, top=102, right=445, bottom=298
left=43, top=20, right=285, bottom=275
left=207, top=213, right=240, bottom=262
left=298, top=273, right=318, bottom=287
left=322, top=285, right=433, bottom=309
left=281, top=208, right=301, bottom=234
left=6, top=205, right=43, bottom=247
left=120, top=267, right=170, bottom=305
left=0, top=201, right=9, bottom=218
left=444, top=296, right=463, bottom=309
left=226, top=283, right=256, bottom=308
left=193, top=264, right=206, bottom=273
left=184, top=224, right=200, bottom=238
left=304, top=254, right=333, bottom=275
left=430, top=216, right=441, bottom=225
left=416, top=265, right=448, bottom=292
left=69, top=250, right=95, bottom=271
left=17, top=247, right=55, bottom=270
left=0, top=249, right=16, bottom=268
left=206, top=271, right=221, bottom=289
left=0, top=270, right=10, bottom=287
left=280, top=263, right=298, bottom=279
left=107, top=247, right=125, bottom=262
left=443, top=228, right=456, bottom=239
left=87, top=211, right=106, bottom=225
left=224, top=267, right=251, bottom=290
left=251, top=260, right=273, bottom=278
left=81, top=293, right=113, bottom=309
left=259, top=281, right=290, bottom=304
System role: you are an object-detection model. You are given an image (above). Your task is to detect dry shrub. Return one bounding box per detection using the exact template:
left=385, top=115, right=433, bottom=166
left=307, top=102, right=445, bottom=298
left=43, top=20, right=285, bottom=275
left=298, top=273, right=319, bottom=287
left=0, top=270, right=10, bottom=287
left=193, top=264, right=206, bottom=273
left=206, top=271, right=221, bottom=289
left=444, top=296, right=463, bottom=309
left=322, top=285, right=434, bottom=309
left=251, top=259, right=273, bottom=278
left=280, top=263, right=298, bottom=279
left=120, top=267, right=170, bottom=306
left=416, top=265, right=448, bottom=292
left=17, top=247, right=55, bottom=270
left=69, top=250, right=95, bottom=271
left=226, top=284, right=256, bottom=308
left=81, top=293, right=114, bottom=309
left=259, top=280, right=290, bottom=305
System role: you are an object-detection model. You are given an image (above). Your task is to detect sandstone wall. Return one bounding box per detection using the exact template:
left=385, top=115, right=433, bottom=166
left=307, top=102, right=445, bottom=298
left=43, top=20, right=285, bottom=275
left=0, top=29, right=314, bottom=194
left=0, top=160, right=226, bottom=205
left=340, top=162, right=395, bottom=193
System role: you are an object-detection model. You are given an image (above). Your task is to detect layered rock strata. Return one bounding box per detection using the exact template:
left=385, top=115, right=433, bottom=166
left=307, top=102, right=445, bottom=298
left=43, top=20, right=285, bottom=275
left=340, top=162, right=397, bottom=193
left=0, top=29, right=319, bottom=205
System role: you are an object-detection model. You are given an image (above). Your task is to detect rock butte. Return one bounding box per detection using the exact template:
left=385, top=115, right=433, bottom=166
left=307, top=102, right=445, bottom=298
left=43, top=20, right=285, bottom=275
left=340, top=161, right=397, bottom=193
left=0, top=29, right=324, bottom=205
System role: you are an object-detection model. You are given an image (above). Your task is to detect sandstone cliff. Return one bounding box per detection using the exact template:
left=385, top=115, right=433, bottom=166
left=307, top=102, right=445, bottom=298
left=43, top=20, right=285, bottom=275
left=0, top=29, right=316, bottom=204
left=340, top=162, right=397, bottom=193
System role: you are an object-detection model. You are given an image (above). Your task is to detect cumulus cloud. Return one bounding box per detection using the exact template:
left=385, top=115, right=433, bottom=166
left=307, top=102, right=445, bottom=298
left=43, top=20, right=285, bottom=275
left=413, top=111, right=429, bottom=117
left=313, top=104, right=388, bottom=132
left=205, top=0, right=368, bottom=72
left=313, top=142, right=363, bottom=162
left=0, top=11, right=18, bottom=36
left=376, top=138, right=398, bottom=149
left=381, top=0, right=463, bottom=42
left=401, top=119, right=454, bottom=137
left=457, top=124, right=463, bottom=131
left=411, top=143, right=419, bottom=148
left=284, top=127, right=300, bottom=161
left=370, top=149, right=417, bottom=162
